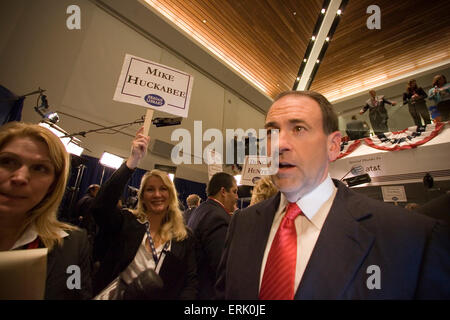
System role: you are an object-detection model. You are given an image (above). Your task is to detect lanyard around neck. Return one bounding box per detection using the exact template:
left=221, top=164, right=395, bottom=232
left=144, top=222, right=169, bottom=269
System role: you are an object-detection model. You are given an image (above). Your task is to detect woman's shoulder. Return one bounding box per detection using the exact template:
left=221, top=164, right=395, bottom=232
left=60, top=228, right=89, bottom=246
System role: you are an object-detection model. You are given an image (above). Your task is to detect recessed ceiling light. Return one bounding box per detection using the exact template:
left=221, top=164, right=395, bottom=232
left=202, top=19, right=207, bottom=23
left=316, top=59, right=320, bottom=63
left=321, top=8, right=326, bottom=14
left=296, top=77, right=300, bottom=81
left=293, top=12, right=296, bottom=15
left=325, top=37, right=330, bottom=42
left=311, top=36, right=316, bottom=41
left=337, top=9, right=342, bottom=15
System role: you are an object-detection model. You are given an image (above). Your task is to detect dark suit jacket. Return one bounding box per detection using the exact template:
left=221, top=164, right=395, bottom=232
left=45, top=229, right=92, bottom=300
left=416, top=193, right=450, bottom=226
left=91, top=163, right=198, bottom=299
left=216, top=180, right=450, bottom=299
left=188, top=198, right=231, bottom=299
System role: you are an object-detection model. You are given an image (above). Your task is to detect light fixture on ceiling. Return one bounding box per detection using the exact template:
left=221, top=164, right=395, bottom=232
left=303, top=58, right=307, bottom=62
left=34, top=90, right=59, bottom=124
left=321, top=8, right=326, bottom=14
left=293, top=11, right=296, bottom=16
left=100, top=152, right=124, bottom=169
left=337, top=9, right=342, bottom=15
left=234, top=174, right=242, bottom=186
left=316, top=59, right=320, bottom=63
left=325, top=37, right=330, bottom=42
left=296, top=77, right=300, bottom=81
left=202, top=19, right=207, bottom=23
left=311, top=36, right=316, bottom=41
left=168, top=173, right=175, bottom=181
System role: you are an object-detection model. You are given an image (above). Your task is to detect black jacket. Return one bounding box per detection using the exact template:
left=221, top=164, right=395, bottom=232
left=188, top=198, right=231, bottom=299
left=216, top=180, right=450, bottom=299
left=91, top=163, right=198, bottom=299
left=45, top=229, right=92, bottom=300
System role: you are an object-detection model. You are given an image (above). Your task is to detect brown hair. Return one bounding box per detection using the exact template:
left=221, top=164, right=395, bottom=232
left=186, top=194, right=200, bottom=208
left=432, top=75, right=447, bottom=87
left=0, top=122, right=76, bottom=250
left=272, top=90, right=339, bottom=134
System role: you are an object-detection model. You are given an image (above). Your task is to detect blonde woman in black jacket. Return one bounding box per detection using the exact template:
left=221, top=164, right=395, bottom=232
left=92, top=127, right=198, bottom=299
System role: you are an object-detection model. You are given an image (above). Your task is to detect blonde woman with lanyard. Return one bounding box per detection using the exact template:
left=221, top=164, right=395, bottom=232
left=92, top=127, right=198, bottom=299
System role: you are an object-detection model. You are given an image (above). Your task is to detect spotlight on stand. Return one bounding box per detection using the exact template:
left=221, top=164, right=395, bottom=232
left=34, top=91, right=59, bottom=124
left=152, top=117, right=182, bottom=127
left=44, top=111, right=59, bottom=124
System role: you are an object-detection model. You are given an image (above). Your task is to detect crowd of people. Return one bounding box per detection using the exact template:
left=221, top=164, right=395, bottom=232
left=346, top=74, right=449, bottom=139
left=0, top=89, right=449, bottom=300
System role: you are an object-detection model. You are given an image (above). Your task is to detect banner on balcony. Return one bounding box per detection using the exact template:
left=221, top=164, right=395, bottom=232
left=363, top=122, right=445, bottom=151
left=336, top=139, right=361, bottom=160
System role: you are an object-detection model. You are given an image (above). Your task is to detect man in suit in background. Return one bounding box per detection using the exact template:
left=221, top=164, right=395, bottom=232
left=183, top=194, right=201, bottom=225
left=188, top=172, right=238, bottom=299
left=216, top=90, right=449, bottom=300
left=345, top=115, right=370, bottom=140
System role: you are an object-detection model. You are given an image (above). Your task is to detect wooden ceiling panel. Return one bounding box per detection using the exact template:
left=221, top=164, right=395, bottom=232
left=143, top=0, right=450, bottom=104
left=144, top=0, right=323, bottom=97
left=310, top=0, right=450, bottom=100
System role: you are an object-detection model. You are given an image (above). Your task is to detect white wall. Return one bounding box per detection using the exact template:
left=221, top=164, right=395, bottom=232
left=0, top=0, right=265, bottom=183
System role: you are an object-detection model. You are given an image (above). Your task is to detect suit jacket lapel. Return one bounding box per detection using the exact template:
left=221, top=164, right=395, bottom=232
left=248, top=193, right=281, bottom=296
left=295, top=182, right=375, bottom=299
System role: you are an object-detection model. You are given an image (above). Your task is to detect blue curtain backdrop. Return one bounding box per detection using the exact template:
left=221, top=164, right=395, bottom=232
left=0, top=85, right=24, bottom=125
left=174, top=177, right=207, bottom=209
left=59, top=154, right=206, bottom=219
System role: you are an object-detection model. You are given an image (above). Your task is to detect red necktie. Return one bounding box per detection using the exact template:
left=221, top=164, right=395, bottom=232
left=259, top=202, right=302, bottom=300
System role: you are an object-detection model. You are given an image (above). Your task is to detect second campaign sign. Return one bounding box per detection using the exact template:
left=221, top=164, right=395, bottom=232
left=113, top=54, right=194, bottom=118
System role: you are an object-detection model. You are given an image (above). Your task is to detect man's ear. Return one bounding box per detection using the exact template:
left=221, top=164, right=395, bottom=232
left=327, top=131, right=342, bottom=162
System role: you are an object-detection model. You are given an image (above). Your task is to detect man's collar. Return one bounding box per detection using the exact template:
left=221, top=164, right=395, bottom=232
left=280, top=175, right=335, bottom=221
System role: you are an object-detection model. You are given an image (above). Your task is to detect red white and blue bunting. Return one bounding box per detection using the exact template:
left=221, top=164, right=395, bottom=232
left=337, top=122, right=447, bottom=159
left=337, top=139, right=361, bottom=160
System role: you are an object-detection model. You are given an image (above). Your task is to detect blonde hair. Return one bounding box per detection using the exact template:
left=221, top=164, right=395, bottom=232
left=0, top=122, right=76, bottom=250
left=132, top=169, right=187, bottom=243
left=250, top=176, right=278, bottom=206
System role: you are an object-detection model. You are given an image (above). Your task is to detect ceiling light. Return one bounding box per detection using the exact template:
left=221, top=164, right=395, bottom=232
left=293, top=12, right=296, bottom=15
left=311, top=36, right=316, bottom=41
left=325, top=37, right=330, bottom=42
left=234, top=174, right=242, bottom=186
left=39, top=121, right=83, bottom=156
left=100, top=152, right=124, bottom=169
left=202, top=19, right=207, bottom=23
left=321, top=8, right=326, bottom=14
left=296, top=77, right=300, bottom=81
left=337, top=9, right=342, bottom=15
left=168, top=173, right=174, bottom=181
left=303, top=58, right=307, bottom=62
left=316, top=59, right=320, bottom=63
left=65, top=142, right=84, bottom=156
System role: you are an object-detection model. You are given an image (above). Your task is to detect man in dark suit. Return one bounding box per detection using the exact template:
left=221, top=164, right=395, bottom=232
left=216, top=90, right=450, bottom=300
left=345, top=115, right=370, bottom=140
left=183, top=194, right=201, bottom=225
left=188, top=172, right=238, bottom=299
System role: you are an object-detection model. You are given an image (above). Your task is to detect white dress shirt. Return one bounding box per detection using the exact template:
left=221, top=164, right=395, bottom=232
left=259, top=175, right=337, bottom=294
left=10, top=223, right=68, bottom=250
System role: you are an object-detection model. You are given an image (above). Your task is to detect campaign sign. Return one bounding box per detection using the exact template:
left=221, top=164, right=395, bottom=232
left=113, top=54, right=194, bottom=118
left=241, top=156, right=272, bottom=186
